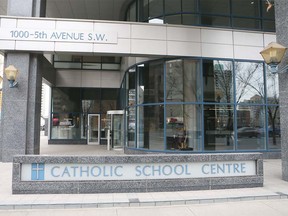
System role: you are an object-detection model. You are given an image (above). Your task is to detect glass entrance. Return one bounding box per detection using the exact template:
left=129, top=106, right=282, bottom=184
left=88, top=114, right=100, bottom=145
left=107, top=110, right=124, bottom=149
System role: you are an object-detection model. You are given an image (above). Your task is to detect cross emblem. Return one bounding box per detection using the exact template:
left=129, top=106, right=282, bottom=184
left=31, top=163, right=45, bottom=180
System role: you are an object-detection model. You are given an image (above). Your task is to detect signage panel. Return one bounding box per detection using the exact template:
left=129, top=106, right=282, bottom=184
left=0, top=28, right=118, bottom=44
left=21, top=161, right=256, bottom=181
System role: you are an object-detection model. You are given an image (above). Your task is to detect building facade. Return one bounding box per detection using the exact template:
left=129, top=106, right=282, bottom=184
left=0, top=0, right=281, bottom=161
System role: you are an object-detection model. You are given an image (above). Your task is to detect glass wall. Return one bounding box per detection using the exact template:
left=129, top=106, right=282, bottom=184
left=51, top=88, right=119, bottom=142
left=126, top=0, right=275, bottom=32
left=121, top=58, right=280, bottom=153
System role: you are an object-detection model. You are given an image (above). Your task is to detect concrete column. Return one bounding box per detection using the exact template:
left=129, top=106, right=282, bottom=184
left=0, top=0, right=46, bottom=162
left=275, top=0, right=288, bottom=181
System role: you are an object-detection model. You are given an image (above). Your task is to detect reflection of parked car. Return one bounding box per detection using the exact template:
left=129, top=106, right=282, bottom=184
left=237, top=127, right=260, bottom=138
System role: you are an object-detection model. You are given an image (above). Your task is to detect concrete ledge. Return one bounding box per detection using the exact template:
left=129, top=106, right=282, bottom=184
left=12, top=153, right=263, bottom=194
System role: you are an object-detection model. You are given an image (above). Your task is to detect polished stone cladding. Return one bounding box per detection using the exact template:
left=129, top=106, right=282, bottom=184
left=12, top=153, right=263, bottom=194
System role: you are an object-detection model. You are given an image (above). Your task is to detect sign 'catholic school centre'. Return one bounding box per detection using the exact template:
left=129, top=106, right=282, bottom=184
left=12, top=154, right=263, bottom=194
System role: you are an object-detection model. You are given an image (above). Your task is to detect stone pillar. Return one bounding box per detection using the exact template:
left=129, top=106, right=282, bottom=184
left=275, top=0, right=288, bottom=181
left=0, top=0, right=46, bottom=162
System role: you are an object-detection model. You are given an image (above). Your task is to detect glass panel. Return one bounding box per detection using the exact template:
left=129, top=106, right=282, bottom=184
left=235, top=62, right=264, bottom=104
left=182, top=14, right=199, bottom=25
left=182, top=0, right=198, bottom=13
left=262, top=1, right=275, bottom=19
left=83, top=56, right=101, bottom=62
left=232, top=0, right=260, bottom=17
left=166, top=104, right=201, bottom=151
left=149, top=0, right=164, bottom=18
left=165, top=14, right=181, bottom=24
left=52, top=88, right=81, bottom=113
left=236, top=105, right=266, bottom=150
left=262, top=20, right=275, bottom=32
left=82, top=89, right=100, bottom=113
left=166, top=59, right=201, bottom=102
left=54, top=62, right=81, bottom=69
left=204, top=105, right=234, bottom=151
left=165, top=0, right=181, bottom=14
left=233, top=18, right=261, bottom=30
left=200, top=0, right=230, bottom=15
left=201, top=16, right=230, bottom=27
left=267, top=106, right=281, bottom=149
left=203, top=60, right=234, bottom=103
left=129, top=2, right=137, bottom=21
left=102, top=63, right=120, bottom=70
left=88, top=114, right=100, bottom=144
left=82, top=63, right=101, bottom=70
left=266, top=72, right=279, bottom=104
left=127, top=107, right=136, bottom=147
left=137, top=105, right=164, bottom=150
left=51, top=112, right=81, bottom=139
left=139, top=0, right=149, bottom=21
left=112, top=114, right=123, bottom=148
left=137, top=106, right=164, bottom=150
left=138, top=61, right=164, bottom=104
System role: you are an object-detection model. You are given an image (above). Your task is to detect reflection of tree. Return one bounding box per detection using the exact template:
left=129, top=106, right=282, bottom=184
left=235, top=62, right=279, bottom=145
left=82, top=100, right=93, bottom=137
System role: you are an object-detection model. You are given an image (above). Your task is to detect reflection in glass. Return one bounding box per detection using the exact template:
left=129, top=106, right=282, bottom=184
left=201, top=16, right=230, bottom=27
left=137, top=105, right=164, bottom=150
left=166, top=59, right=201, bottom=102
left=127, top=107, right=136, bottom=147
left=203, top=60, right=233, bottom=103
left=236, top=105, right=266, bottom=150
left=138, top=61, right=164, bottom=104
left=149, top=0, right=163, bottom=18
left=235, top=62, right=264, bottom=104
left=165, top=0, right=181, bottom=14
left=266, top=72, right=279, bottom=104
left=200, top=0, right=230, bottom=15
left=166, top=104, right=201, bottom=151
left=232, top=0, right=260, bottom=17
left=268, top=106, right=281, bottom=149
left=204, top=105, right=234, bottom=151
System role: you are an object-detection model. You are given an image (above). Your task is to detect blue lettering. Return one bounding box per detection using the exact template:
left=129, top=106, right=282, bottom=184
left=241, top=163, right=246, bottom=173
left=95, top=33, right=106, bottom=41
left=162, top=165, right=172, bottom=176
left=185, top=164, right=191, bottom=175
left=202, top=164, right=209, bottom=174
left=234, top=164, right=240, bottom=173
left=115, top=166, right=123, bottom=177
left=91, top=166, right=101, bottom=177
left=70, top=166, right=79, bottom=177
left=143, top=165, right=151, bottom=176
left=152, top=165, right=161, bottom=176
left=62, top=167, right=71, bottom=177
left=51, top=166, right=60, bottom=177
left=80, top=166, right=89, bottom=177
left=135, top=166, right=142, bottom=177
left=174, top=165, right=184, bottom=175
left=211, top=164, right=216, bottom=174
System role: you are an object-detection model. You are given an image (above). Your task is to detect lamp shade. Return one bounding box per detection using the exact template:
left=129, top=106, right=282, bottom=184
left=4, top=65, right=19, bottom=81
left=260, top=42, right=287, bottom=65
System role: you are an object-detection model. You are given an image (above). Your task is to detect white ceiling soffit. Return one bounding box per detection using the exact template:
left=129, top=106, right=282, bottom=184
left=46, top=0, right=132, bottom=21
left=0, top=0, right=133, bottom=21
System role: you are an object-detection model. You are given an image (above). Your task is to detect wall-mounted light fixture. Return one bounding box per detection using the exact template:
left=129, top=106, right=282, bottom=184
left=260, top=42, right=288, bottom=74
left=4, top=65, right=19, bottom=88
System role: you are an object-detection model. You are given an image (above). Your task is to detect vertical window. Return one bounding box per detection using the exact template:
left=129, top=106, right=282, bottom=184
left=165, top=0, right=181, bottom=14
left=232, top=0, right=260, bottom=17
left=138, top=61, right=164, bottom=104
left=137, top=105, right=164, bottom=150
left=139, top=0, right=149, bottom=21
left=200, top=0, right=230, bottom=15
left=149, top=0, right=164, bottom=18
left=235, top=62, right=264, bottom=104
left=203, top=60, right=234, bottom=103
left=166, top=104, right=202, bottom=151
left=236, top=105, right=266, bottom=150
left=166, top=59, right=201, bottom=102
left=182, top=0, right=198, bottom=13
left=204, top=105, right=234, bottom=151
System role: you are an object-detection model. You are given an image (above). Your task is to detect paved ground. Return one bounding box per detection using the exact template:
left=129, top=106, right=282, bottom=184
left=0, top=135, right=288, bottom=215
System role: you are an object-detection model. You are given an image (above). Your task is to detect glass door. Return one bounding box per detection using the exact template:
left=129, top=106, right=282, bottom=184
left=88, top=114, right=100, bottom=145
left=112, top=114, right=123, bottom=148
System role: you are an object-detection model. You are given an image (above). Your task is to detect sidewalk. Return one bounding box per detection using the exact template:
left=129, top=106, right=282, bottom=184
left=0, top=136, right=288, bottom=210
